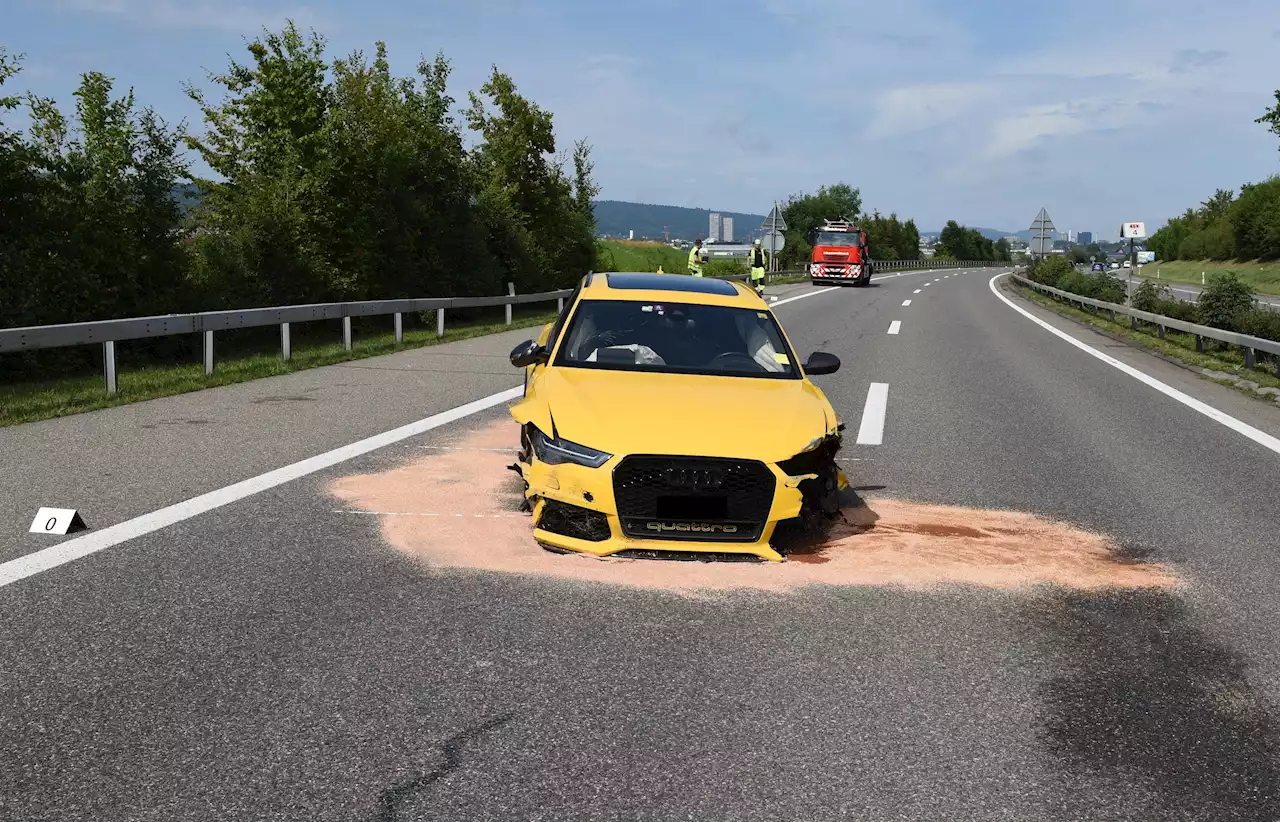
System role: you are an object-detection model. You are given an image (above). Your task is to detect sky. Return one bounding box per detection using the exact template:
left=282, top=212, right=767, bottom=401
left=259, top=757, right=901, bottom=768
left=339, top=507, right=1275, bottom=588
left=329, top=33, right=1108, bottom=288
left=7, top=0, right=1280, bottom=239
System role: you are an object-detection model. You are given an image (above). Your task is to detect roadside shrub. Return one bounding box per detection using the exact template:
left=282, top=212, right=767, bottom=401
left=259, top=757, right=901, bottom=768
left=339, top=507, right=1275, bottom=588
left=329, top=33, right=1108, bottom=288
left=1089, top=272, right=1127, bottom=304
left=1052, top=268, right=1125, bottom=303
left=1030, top=255, right=1073, bottom=285
left=1235, top=308, right=1280, bottom=344
left=1152, top=298, right=1201, bottom=323
left=1132, top=279, right=1171, bottom=312
left=1054, top=270, right=1089, bottom=294
left=1198, top=272, right=1256, bottom=330
left=704, top=258, right=748, bottom=278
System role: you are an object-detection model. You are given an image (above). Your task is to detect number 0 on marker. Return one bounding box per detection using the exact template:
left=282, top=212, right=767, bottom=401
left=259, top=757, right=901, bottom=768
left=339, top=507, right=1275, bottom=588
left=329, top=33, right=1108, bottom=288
left=28, top=507, right=88, bottom=536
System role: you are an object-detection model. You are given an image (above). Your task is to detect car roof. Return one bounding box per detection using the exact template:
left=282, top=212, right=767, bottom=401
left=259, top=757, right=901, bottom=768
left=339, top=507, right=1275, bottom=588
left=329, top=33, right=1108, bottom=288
left=581, top=272, right=760, bottom=307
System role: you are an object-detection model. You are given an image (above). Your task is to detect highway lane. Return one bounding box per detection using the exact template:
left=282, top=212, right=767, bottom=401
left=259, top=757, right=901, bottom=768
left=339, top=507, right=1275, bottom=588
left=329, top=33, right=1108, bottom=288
left=0, top=330, right=540, bottom=563
left=1114, top=269, right=1280, bottom=308
left=4, top=266, right=1280, bottom=820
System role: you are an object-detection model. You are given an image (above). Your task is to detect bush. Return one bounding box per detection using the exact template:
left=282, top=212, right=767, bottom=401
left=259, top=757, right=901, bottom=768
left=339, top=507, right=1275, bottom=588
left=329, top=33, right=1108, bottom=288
left=1048, top=266, right=1126, bottom=304
left=1152, top=298, right=1201, bottom=323
left=1198, top=272, right=1256, bottom=330
left=1132, top=279, right=1170, bottom=312
left=1235, top=308, right=1280, bottom=344
left=1030, top=255, right=1074, bottom=285
left=704, top=258, right=747, bottom=278
left=1089, top=272, right=1127, bottom=304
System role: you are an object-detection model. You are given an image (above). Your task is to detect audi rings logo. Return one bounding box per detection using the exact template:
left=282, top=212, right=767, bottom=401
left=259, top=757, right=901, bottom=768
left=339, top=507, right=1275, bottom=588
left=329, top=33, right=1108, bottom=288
left=662, top=467, right=725, bottom=489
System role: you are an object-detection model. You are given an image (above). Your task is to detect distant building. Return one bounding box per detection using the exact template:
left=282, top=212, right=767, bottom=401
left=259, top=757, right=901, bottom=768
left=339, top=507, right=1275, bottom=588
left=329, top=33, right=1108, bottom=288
left=722, top=217, right=734, bottom=242
left=709, top=213, right=722, bottom=243
left=1078, top=231, right=1093, bottom=245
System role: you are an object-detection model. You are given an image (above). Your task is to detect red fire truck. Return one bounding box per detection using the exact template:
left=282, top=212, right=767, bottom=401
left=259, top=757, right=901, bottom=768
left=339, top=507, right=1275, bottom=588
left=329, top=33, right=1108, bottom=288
left=807, top=219, right=872, bottom=286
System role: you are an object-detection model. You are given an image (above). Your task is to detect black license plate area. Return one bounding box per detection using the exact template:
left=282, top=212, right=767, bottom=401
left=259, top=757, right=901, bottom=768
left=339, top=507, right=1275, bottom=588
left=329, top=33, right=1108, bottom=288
left=656, top=495, right=727, bottom=520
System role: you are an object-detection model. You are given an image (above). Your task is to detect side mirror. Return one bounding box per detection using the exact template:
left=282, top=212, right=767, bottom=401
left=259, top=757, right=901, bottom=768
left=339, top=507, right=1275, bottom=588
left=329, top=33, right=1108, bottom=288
left=803, top=351, right=841, bottom=376
left=509, top=339, right=549, bottom=369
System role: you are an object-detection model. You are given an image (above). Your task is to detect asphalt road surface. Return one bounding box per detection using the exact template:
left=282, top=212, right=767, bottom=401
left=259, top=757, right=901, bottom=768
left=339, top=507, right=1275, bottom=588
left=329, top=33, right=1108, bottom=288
left=4, top=267, right=1280, bottom=821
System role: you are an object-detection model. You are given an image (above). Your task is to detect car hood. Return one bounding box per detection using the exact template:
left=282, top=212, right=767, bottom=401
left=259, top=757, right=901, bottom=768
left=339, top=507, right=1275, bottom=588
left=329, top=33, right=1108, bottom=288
left=530, top=367, right=837, bottom=463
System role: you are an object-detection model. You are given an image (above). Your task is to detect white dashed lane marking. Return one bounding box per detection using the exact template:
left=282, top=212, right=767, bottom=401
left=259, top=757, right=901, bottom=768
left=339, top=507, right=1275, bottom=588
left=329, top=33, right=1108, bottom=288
left=902, top=299, right=912, bottom=306
left=856, top=383, right=890, bottom=446
left=888, top=321, right=902, bottom=335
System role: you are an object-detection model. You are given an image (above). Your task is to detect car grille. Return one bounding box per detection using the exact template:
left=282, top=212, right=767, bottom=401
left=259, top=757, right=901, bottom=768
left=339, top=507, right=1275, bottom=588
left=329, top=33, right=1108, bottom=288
left=613, top=456, right=775, bottom=542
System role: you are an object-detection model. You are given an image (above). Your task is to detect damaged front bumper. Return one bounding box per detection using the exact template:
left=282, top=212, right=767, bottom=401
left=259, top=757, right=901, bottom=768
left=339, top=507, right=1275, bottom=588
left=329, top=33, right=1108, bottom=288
left=511, top=433, right=847, bottom=563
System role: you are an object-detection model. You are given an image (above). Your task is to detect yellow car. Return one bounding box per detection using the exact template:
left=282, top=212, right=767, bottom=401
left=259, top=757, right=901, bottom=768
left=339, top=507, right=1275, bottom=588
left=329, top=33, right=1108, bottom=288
left=508, top=272, right=848, bottom=562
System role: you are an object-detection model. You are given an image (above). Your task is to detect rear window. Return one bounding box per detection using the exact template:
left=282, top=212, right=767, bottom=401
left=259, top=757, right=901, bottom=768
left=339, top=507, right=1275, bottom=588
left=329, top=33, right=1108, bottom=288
left=554, top=299, right=800, bottom=379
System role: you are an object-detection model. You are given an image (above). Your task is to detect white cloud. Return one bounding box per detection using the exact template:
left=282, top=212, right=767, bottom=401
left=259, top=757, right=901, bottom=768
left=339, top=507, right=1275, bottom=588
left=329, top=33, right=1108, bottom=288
left=867, top=82, right=996, bottom=139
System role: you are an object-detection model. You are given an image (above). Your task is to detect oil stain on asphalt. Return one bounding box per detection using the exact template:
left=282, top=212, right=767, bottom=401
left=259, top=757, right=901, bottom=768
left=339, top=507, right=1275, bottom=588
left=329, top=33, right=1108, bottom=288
left=1034, top=590, right=1280, bottom=819
left=328, top=419, right=1179, bottom=595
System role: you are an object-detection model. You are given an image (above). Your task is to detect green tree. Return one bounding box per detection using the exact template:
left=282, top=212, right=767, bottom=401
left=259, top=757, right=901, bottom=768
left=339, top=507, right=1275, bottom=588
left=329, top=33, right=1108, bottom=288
left=7, top=68, right=188, bottom=327
left=777, top=183, right=861, bottom=268
left=938, top=220, right=977, bottom=260
left=900, top=218, right=921, bottom=260
left=1257, top=89, right=1280, bottom=148
left=466, top=66, right=597, bottom=290
left=185, top=22, right=338, bottom=307
left=1230, top=176, right=1280, bottom=261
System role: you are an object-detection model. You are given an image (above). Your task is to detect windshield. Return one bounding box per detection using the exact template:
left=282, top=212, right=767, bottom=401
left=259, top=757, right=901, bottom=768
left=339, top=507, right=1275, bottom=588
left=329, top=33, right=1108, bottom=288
left=554, top=299, right=799, bottom=379
left=813, top=231, right=862, bottom=247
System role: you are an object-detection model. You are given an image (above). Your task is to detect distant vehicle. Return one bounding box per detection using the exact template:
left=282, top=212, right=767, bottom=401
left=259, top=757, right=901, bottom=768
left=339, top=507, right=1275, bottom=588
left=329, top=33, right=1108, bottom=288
left=1123, top=260, right=1132, bottom=269
left=1092, top=263, right=1105, bottom=272
left=1110, top=262, right=1120, bottom=270
left=807, top=219, right=872, bottom=287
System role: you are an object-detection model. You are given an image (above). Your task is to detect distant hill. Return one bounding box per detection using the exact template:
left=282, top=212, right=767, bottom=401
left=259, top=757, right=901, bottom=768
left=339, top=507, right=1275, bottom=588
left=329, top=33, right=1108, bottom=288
left=921, top=226, right=1026, bottom=241
left=593, top=200, right=767, bottom=242
left=171, top=182, right=205, bottom=215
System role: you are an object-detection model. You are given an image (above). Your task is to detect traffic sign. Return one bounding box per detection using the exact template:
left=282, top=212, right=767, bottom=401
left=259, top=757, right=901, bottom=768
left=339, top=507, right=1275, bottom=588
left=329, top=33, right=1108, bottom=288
left=1120, top=221, right=1146, bottom=239
left=762, top=230, right=786, bottom=252
left=1028, top=207, right=1055, bottom=256
left=761, top=204, right=787, bottom=232
left=1029, top=207, right=1056, bottom=233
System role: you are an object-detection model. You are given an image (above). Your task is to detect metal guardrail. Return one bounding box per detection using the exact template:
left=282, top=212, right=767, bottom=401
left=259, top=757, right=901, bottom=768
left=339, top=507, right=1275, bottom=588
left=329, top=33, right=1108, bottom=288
left=0, top=284, right=574, bottom=394
left=1011, top=273, right=1280, bottom=375
left=1, top=260, right=1011, bottom=396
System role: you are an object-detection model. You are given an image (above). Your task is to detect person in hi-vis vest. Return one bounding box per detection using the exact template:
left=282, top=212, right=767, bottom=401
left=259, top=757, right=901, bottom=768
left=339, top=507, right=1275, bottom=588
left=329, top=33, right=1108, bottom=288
left=688, top=239, right=704, bottom=277
left=748, top=238, right=768, bottom=295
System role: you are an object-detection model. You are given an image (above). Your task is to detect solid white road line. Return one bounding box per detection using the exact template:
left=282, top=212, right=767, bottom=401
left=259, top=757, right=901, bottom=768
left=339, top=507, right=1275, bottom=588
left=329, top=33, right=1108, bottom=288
left=990, top=273, right=1280, bottom=457
left=856, top=383, right=890, bottom=445
left=888, top=321, right=902, bottom=335
left=0, top=386, right=526, bottom=589
left=902, top=299, right=912, bottom=306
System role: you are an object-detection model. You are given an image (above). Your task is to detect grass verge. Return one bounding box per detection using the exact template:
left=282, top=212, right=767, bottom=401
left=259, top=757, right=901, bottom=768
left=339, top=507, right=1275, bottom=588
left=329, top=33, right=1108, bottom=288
left=1140, top=260, right=1280, bottom=295
left=1011, top=282, right=1280, bottom=396
left=0, top=309, right=558, bottom=428
left=597, top=240, right=689, bottom=274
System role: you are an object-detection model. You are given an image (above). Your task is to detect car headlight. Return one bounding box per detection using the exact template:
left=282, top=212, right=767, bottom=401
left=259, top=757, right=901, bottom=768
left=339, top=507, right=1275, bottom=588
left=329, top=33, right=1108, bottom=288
left=531, top=428, right=612, bottom=468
